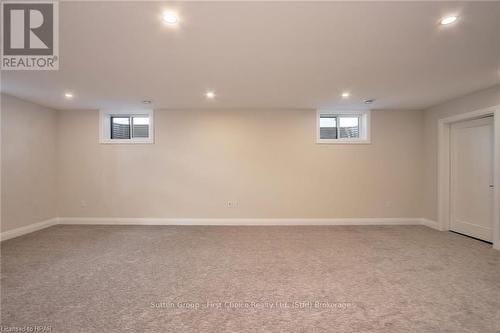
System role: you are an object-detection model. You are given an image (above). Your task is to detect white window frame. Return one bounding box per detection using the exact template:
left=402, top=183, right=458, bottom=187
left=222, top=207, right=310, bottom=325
left=99, top=109, right=154, bottom=144
left=316, top=110, right=371, bottom=144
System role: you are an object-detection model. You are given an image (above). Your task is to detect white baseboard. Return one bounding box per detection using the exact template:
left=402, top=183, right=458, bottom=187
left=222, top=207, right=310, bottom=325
left=0, top=217, right=447, bottom=242
left=0, top=218, right=59, bottom=241
left=58, top=217, right=423, bottom=226
left=419, top=218, right=442, bottom=231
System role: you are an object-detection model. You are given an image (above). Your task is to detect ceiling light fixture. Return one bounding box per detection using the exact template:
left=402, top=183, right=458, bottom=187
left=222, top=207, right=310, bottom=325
left=64, top=92, right=74, bottom=99
left=440, top=15, right=458, bottom=25
left=364, top=99, right=376, bottom=104
left=142, top=100, right=152, bottom=104
left=162, top=11, right=179, bottom=25
left=341, top=92, right=350, bottom=98
left=205, top=91, right=216, bottom=99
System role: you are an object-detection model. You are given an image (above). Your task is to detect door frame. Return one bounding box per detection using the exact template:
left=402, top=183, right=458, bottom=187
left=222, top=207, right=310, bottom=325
left=438, top=105, right=500, bottom=250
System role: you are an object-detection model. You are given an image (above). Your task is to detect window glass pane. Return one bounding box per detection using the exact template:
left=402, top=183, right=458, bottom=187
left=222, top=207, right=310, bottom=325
left=320, top=115, right=337, bottom=139
left=132, top=117, right=149, bottom=138
left=320, top=117, right=336, bottom=128
left=338, top=117, right=359, bottom=138
left=111, top=117, right=131, bottom=139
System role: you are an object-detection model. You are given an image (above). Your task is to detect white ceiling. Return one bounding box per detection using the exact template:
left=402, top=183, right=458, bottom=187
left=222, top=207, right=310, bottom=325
left=1, top=1, right=500, bottom=111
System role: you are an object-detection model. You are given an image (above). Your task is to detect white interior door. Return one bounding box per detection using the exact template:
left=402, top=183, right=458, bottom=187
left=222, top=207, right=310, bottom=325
left=450, top=116, right=494, bottom=242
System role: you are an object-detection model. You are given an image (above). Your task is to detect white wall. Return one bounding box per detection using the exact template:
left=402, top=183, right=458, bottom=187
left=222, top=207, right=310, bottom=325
left=57, top=108, right=424, bottom=219
left=422, top=84, right=500, bottom=221
left=4, top=83, right=499, bottom=229
left=1, top=94, right=58, bottom=232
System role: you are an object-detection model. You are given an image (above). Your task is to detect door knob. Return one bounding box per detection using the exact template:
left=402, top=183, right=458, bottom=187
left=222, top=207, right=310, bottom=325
left=490, top=185, right=494, bottom=188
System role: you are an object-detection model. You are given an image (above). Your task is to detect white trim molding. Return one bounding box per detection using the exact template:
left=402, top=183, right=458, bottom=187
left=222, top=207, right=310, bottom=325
left=0, top=217, right=480, bottom=243
left=419, top=218, right=442, bottom=231
left=0, top=218, right=59, bottom=241
left=437, top=105, right=500, bottom=250
left=59, top=217, right=422, bottom=226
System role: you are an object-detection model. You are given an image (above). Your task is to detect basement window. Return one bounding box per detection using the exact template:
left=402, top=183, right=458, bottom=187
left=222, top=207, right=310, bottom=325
left=316, top=110, right=370, bottom=144
left=100, top=110, right=154, bottom=144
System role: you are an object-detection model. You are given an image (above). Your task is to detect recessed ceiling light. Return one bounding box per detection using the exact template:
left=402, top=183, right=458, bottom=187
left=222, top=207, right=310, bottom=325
left=64, top=92, right=74, bottom=99
left=440, top=15, right=458, bottom=25
left=364, top=99, right=376, bottom=104
left=162, top=11, right=179, bottom=25
left=205, top=91, right=216, bottom=99
left=142, top=100, right=152, bottom=104
left=341, top=92, right=350, bottom=98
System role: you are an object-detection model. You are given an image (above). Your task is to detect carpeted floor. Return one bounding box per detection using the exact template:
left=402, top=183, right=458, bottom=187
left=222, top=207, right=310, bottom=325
left=1, top=225, right=499, bottom=332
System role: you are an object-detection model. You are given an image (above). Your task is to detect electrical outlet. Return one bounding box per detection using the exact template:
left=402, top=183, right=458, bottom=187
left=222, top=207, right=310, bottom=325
left=226, top=201, right=237, bottom=208
left=80, top=200, right=87, bottom=208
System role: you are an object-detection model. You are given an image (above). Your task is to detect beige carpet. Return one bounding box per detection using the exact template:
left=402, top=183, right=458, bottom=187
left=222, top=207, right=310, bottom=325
left=1, top=225, right=499, bottom=332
